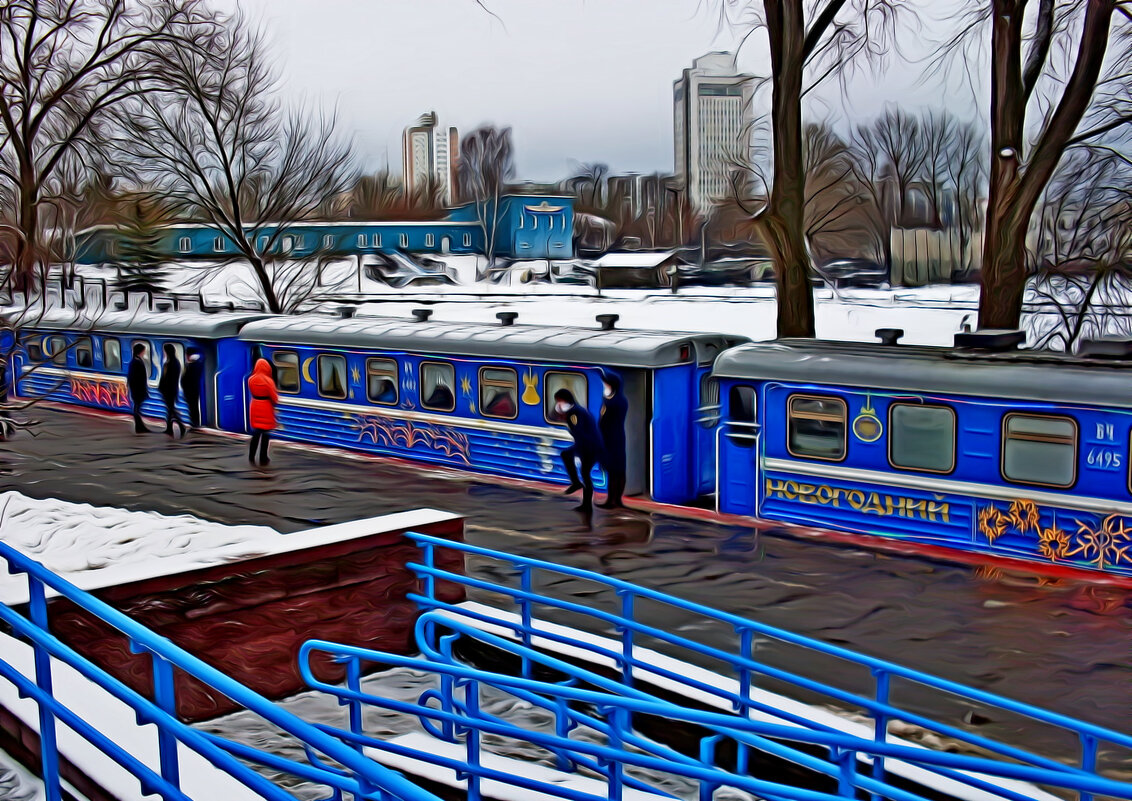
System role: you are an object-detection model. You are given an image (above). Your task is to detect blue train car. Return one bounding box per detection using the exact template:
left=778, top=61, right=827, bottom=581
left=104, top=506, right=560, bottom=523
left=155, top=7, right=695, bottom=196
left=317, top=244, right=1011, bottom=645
left=711, top=334, right=1132, bottom=578
left=237, top=312, right=745, bottom=503
left=10, top=308, right=267, bottom=430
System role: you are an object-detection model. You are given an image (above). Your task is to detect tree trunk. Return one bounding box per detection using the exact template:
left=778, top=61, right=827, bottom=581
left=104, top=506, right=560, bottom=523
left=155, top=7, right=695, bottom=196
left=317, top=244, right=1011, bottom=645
left=764, top=0, right=815, bottom=338
left=248, top=254, right=282, bottom=313
left=15, top=178, right=39, bottom=294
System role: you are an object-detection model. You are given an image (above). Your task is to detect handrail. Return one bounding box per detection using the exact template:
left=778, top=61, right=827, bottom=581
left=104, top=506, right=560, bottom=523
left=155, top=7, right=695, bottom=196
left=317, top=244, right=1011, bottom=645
left=0, top=541, right=441, bottom=801
left=404, top=531, right=1132, bottom=749
left=404, top=531, right=1132, bottom=797
left=299, top=635, right=1132, bottom=800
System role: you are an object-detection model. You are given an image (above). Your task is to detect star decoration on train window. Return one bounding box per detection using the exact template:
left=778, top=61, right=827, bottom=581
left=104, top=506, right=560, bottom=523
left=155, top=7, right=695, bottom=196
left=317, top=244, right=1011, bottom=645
left=460, top=376, right=472, bottom=396
left=350, top=365, right=360, bottom=384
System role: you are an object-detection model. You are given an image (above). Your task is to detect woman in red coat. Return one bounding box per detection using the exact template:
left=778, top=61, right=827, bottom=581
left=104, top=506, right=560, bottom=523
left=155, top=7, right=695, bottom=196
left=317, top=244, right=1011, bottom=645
left=247, top=358, right=278, bottom=466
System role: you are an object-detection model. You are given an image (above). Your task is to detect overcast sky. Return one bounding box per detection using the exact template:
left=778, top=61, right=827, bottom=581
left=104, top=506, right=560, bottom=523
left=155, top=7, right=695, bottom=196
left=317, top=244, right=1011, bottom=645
left=218, top=0, right=972, bottom=181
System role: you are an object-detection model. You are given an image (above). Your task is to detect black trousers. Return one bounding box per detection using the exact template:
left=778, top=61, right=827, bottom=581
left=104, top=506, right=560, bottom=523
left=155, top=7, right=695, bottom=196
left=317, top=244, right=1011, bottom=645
left=561, top=445, right=598, bottom=508
left=249, top=429, right=271, bottom=464
left=131, top=399, right=147, bottom=432
left=603, top=456, right=626, bottom=505
left=185, top=391, right=202, bottom=428
left=163, top=398, right=184, bottom=433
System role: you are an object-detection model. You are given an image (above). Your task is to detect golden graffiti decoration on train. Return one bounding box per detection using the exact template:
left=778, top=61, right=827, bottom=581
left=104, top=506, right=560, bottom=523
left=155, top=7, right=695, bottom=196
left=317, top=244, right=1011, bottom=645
left=764, top=478, right=950, bottom=523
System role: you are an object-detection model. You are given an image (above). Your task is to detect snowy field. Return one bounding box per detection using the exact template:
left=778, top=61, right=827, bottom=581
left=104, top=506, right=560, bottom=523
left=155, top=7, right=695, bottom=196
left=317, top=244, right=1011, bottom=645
left=67, top=257, right=986, bottom=346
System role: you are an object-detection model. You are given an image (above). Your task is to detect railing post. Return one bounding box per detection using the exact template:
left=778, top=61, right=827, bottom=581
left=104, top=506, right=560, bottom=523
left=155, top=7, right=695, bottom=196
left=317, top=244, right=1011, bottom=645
left=735, top=626, right=755, bottom=775
left=698, top=734, right=723, bottom=801
left=871, top=667, right=890, bottom=801
left=464, top=680, right=482, bottom=801
left=616, top=589, right=635, bottom=689
left=149, top=652, right=181, bottom=790
left=347, top=656, right=364, bottom=738
left=605, top=706, right=627, bottom=800
left=1079, top=733, right=1097, bottom=801
left=518, top=564, right=534, bottom=677
left=27, top=575, right=62, bottom=801
left=420, top=540, right=436, bottom=602
left=836, top=747, right=858, bottom=798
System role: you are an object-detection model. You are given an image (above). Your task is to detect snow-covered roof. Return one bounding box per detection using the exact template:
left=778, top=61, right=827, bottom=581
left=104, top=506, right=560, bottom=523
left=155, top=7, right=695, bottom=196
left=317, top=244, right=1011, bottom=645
left=592, top=251, right=679, bottom=269
left=11, top=307, right=268, bottom=338
left=713, top=338, right=1132, bottom=409
left=239, top=312, right=747, bottom=368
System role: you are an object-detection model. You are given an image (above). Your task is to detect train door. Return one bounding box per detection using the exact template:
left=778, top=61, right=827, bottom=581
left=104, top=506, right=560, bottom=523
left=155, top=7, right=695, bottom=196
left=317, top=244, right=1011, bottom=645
left=650, top=364, right=695, bottom=504
left=619, top=368, right=650, bottom=498
left=693, top=370, right=719, bottom=499
left=718, top=383, right=760, bottom=516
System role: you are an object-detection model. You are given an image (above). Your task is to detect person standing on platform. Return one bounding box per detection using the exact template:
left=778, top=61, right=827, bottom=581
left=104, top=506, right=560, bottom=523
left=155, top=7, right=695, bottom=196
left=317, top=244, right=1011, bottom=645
left=127, top=342, right=150, bottom=434
left=247, top=357, right=278, bottom=466
left=554, top=388, right=603, bottom=512
left=159, top=343, right=187, bottom=438
left=181, top=348, right=204, bottom=429
left=598, top=372, right=628, bottom=509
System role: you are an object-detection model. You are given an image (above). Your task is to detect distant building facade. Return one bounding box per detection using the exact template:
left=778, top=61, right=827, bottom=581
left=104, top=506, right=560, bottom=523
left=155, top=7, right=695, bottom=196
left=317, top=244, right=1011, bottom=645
left=75, top=195, right=574, bottom=264
left=402, top=111, right=459, bottom=205
left=673, top=53, right=755, bottom=212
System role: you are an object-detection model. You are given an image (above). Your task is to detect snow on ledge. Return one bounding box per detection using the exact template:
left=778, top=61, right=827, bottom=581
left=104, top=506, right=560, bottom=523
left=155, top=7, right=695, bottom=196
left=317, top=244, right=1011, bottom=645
left=0, top=491, right=458, bottom=605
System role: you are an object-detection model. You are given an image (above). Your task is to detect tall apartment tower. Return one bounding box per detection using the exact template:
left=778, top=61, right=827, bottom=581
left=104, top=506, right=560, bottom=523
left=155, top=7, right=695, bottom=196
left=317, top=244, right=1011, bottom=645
left=673, top=53, right=755, bottom=212
left=402, top=111, right=459, bottom=205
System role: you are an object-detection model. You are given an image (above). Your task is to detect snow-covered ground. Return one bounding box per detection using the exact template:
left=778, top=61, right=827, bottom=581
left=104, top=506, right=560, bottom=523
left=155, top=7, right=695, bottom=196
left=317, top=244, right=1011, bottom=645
left=0, top=491, right=279, bottom=605
left=68, top=258, right=984, bottom=347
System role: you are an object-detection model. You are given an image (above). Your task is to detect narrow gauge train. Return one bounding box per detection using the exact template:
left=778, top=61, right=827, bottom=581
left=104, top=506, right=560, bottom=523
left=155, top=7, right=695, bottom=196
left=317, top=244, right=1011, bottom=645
left=10, top=307, right=743, bottom=505
left=10, top=308, right=1132, bottom=579
left=713, top=332, right=1132, bottom=578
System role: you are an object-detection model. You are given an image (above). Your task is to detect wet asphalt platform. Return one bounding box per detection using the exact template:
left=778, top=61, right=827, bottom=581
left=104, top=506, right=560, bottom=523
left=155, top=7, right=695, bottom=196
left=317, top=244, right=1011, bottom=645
left=0, top=403, right=1129, bottom=765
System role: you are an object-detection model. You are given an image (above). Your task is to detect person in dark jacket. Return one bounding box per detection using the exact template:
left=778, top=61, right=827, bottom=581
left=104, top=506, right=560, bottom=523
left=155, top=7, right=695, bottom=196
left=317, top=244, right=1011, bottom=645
left=554, top=388, right=603, bottom=512
left=598, top=372, right=628, bottom=509
left=127, top=342, right=150, bottom=434
left=181, top=348, right=204, bottom=429
left=158, top=343, right=186, bottom=438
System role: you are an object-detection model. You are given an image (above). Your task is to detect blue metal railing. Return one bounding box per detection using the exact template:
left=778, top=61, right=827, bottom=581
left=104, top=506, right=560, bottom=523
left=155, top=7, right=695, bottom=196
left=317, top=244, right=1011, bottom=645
left=299, top=628, right=1132, bottom=801
left=0, top=541, right=441, bottom=801
left=403, top=531, right=1132, bottom=801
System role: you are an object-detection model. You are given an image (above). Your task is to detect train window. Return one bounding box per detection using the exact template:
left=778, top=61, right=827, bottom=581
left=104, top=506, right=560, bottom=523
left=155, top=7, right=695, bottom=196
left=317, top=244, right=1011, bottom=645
left=164, top=342, right=185, bottom=370
left=425, top=233, right=435, bottom=248
left=544, top=372, right=587, bottom=425
left=178, top=237, right=191, bottom=253
left=317, top=354, right=348, bottom=400
left=74, top=337, right=93, bottom=369
left=729, top=386, right=757, bottom=447
left=103, top=338, right=121, bottom=372
left=399, top=233, right=409, bottom=248
left=699, top=375, right=720, bottom=428
left=323, top=234, right=334, bottom=249
left=420, top=362, right=455, bottom=411
left=889, top=404, right=955, bottom=473
left=24, top=336, right=44, bottom=362
left=357, top=234, right=367, bottom=248
left=47, top=335, right=67, bottom=366
left=366, top=358, right=398, bottom=405
left=1002, top=413, right=1077, bottom=488
left=463, top=233, right=472, bottom=247
left=273, top=351, right=300, bottom=393
left=787, top=395, right=847, bottom=461
left=480, top=367, right=518, bottom=420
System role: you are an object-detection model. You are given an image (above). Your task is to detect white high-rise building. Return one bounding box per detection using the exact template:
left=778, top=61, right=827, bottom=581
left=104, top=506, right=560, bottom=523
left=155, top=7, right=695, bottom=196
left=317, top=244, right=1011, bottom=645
left=402, top=111, right=459, bottom=205
left=673, top=53, right=755, bottom=212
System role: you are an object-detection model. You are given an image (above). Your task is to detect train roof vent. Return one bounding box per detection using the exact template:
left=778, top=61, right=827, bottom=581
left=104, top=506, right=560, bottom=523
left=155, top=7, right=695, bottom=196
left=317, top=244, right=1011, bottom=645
left=496, top=311, right=518, bottom=327
left=338, top=306, right=357, bottom=319
left=875, top=328, right=904, bottom=345
left=953, top=328, right=1026, bottom=351
left=596, top=314, right=619, bottom=331
left=1078, top=337, right=1132, bottom=359
left=411, top=308, right=433, bottom=323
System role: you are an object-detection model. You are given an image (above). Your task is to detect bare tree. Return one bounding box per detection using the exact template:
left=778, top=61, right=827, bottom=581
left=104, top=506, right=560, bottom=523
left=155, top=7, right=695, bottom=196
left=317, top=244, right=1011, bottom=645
left=716, top=0, right=902, bottom=337
left=456, top=125, right=515, bottom=275
left=112, top=15, right=355, bottom=313
left=802, top=121, right=873, bottom=263
left=0, top=0, right=202, bottom=296
left=938, top=0, right=1131, bottom=329
left=943, top=120, right=986, bottom=278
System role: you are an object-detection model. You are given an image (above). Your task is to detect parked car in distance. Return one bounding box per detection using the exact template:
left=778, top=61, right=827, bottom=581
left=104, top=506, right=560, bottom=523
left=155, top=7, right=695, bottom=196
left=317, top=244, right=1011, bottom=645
left=815, top=259, right=889, bottom=289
